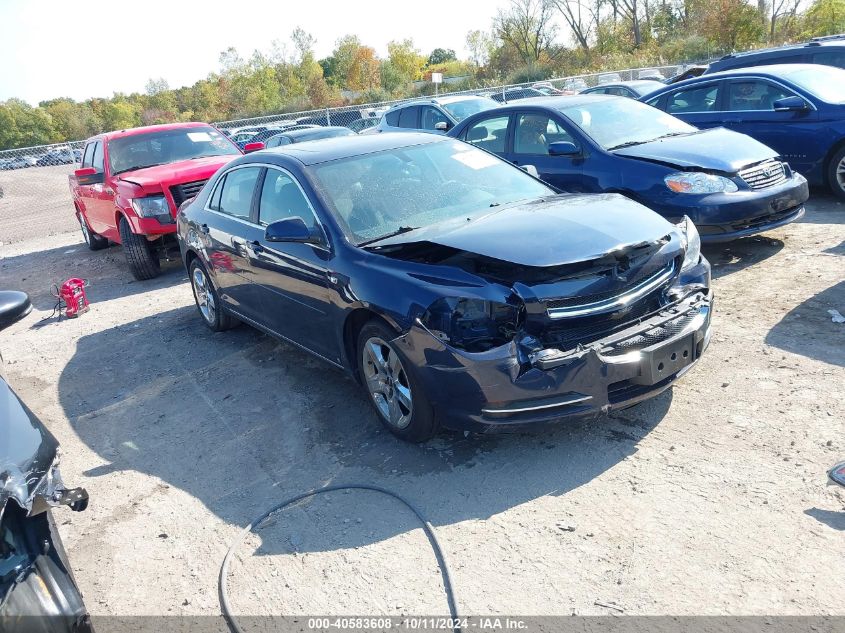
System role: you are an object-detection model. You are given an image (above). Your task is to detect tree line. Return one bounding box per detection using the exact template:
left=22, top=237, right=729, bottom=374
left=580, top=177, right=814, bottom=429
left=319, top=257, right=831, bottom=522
left=1, top=0, right=843, bottom=150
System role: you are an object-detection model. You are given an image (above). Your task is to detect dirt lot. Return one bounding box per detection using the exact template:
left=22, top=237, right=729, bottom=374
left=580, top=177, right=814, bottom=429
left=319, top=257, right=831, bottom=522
left=0, top=193, right=843, bottom=618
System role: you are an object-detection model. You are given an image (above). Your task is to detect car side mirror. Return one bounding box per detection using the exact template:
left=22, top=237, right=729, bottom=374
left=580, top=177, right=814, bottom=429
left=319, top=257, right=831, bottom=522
left=434, top=121, right=450, bottom=132
left=265, top=217, right=321, bottom=244
left=520, top=164, right=540, bottom=177
left=243, top=142, right=265, bottom=153
left=548, top=141, right=580, bottom=156
left=0, top=291, right=32, bottom=333
left=773, top=96, right=809, bottom=112
left=74, top=166, right=103, bottom=185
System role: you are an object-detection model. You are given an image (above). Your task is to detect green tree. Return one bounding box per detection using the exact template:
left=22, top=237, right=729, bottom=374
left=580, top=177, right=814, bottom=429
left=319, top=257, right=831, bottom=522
left=801, top=0, right=845, bottom=36
left=427, top=47, right=457, bottom=65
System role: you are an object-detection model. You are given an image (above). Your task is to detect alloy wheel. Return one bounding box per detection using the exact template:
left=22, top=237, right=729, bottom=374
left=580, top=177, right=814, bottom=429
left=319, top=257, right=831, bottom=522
left=361, top=336, right=413, bottom=429
left=192, top=267, right=216, bottom=325
left=837, top=156, right=845, bottom=191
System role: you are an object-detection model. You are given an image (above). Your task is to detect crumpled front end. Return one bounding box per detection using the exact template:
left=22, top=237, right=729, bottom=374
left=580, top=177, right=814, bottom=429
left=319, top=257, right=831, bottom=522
left=390, top=232, right=713, bottom=432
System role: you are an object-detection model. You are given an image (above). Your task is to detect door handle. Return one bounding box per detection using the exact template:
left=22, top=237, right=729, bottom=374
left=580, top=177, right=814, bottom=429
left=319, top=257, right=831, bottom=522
left=248, top=240, right=264, bottom=253
left=200, top=223, right=210, bottom=234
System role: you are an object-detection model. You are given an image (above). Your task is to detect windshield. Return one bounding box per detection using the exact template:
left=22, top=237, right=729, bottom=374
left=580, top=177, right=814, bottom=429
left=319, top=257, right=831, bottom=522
left=783, top=66, right=845, bottom=103
left=108, top=126, right=240, bottom=174
left=310, top=140, right=553, bottom=245
left=441, top=97, right=498, bottom=122
left=558, top=98, right=696, bottom=150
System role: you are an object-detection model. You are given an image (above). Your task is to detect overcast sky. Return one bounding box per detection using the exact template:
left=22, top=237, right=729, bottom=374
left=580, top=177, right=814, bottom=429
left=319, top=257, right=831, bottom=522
left=0, top=0, right=513, bottom=105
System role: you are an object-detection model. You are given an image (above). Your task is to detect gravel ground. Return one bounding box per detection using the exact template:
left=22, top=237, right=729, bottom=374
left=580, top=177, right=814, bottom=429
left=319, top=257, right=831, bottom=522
left=0, top=193, right=843, bottom=617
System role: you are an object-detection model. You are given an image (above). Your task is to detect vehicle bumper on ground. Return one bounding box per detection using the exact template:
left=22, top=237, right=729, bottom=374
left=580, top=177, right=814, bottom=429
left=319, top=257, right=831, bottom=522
left=394, top=287, right=713, bottom=433
left=652, top=173, right=809, bottom=242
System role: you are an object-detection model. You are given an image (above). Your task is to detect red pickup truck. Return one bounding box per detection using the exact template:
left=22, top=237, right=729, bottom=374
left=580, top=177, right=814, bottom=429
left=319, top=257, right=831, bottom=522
left=69, top=122, right=242, bottom=280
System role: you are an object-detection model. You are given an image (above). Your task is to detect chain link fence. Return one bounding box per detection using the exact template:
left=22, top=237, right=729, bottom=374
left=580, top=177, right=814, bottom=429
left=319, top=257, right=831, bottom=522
left=0, top=65, right=683, bottom=244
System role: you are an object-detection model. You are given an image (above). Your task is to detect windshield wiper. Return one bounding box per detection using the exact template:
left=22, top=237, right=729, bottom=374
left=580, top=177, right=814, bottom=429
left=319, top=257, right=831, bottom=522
left=358, top=226, right=418, bottom=247
left=607, top=140, right=648, bottom=151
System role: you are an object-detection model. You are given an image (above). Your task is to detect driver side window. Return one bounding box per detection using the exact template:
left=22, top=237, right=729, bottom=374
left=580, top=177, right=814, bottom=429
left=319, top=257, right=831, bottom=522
left=258, top=169, right=319, bottom=230
left=421, top=106, right=450, bottom=130
left=514, top=114, right=575, bottom=155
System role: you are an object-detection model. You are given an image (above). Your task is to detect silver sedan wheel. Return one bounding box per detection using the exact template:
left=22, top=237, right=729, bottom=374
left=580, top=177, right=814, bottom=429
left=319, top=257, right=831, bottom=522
left=192, top=267, right=216, bottom=325
left=837, top=156, right=845, bottom=191
left=361, top=336, right=413, bottom=429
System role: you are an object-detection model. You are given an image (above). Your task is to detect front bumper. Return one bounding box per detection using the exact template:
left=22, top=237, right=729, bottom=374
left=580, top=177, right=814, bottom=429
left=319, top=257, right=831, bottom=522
left=395, top=290, right=713, bottom=433
left=650, top=173, right=809, bottom=243
left=123, top=213, right=177, bottom=237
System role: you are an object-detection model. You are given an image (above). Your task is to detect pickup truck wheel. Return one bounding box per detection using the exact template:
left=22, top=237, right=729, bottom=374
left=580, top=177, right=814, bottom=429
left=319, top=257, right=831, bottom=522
left=119, top=217, right=160, bottom=280
left=827, top=145, right=845, bottom=200
left=357, top=321, right=438, bottom=442
left=78, top=214, right=108, bottom=251
left=189, top=260, right=236, bottom=331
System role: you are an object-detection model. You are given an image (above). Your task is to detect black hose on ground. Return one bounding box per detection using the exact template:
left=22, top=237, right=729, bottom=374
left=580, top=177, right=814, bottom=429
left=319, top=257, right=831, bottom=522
left=219, top=484, right=460, bottom=633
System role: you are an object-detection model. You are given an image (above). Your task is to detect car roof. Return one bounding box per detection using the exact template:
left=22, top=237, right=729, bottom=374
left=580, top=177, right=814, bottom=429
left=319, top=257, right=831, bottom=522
left=587, top=80, right=664, bottom=90
left=386, top=94, right=493, bottom=112
left=273, top=126, right=352, bottom=141
left=713, top=35, right=845, bottom=63
left=486, top=94, right=617, bottom=110
left=663, top=62, right=828, bottom=86
left=250, top=131, right=444, bottom=166
left=94, top=122, right=215, bottom=142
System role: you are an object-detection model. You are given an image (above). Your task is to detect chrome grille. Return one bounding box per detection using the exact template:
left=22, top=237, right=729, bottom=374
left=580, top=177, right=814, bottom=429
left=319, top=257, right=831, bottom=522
left=545, top=260, right=675, bottom=319
left=739, top=160, right=787, bottom=190
left=170, top=179, right=209, bottom=207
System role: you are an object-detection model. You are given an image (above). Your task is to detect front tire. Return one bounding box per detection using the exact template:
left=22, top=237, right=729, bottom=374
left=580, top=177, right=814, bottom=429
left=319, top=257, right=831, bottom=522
left=827, top=145, right=845, bottom=200
left=119, top=217, right=160, bottom=280
left=189, top=259, right=236, bottom=332
left=78, top=213, right=109, bottom=251
left=357, top=321, right=438, bottom=442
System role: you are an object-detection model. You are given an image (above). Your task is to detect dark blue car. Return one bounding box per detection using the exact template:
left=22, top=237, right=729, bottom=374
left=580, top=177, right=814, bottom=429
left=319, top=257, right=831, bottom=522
left=177, top=133, right=712, bottom=441
left=644, top=64, right=845, bottom=198
left=449, top=95, right=809, bottom=241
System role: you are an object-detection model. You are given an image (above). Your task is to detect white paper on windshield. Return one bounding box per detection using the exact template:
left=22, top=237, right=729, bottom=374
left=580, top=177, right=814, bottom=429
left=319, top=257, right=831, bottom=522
left=451, top=150, right=498, bottom=170
left=187, top=132, right=212, bottom=142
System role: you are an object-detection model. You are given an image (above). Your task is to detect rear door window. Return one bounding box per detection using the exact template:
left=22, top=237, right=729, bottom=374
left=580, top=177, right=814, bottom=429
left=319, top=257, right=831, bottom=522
left=463, top=115, right=510, bottom=153
left=384, top=110, right=401, bottom=127
left=397, top=106, right=419, bottom=128
left=214, top=167, right=262, bottom=221
left=667, top=84, right=720, bottom=113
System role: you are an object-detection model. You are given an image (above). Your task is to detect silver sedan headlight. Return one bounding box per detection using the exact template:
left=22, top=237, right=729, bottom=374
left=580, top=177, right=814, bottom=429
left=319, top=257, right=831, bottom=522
left=665, top=172, right=738, bottom=194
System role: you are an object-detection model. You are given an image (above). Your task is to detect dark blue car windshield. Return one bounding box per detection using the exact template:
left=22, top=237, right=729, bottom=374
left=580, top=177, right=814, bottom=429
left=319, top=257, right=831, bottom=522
left=558, top=98, right=696, bottom=150
left=311, top=140, right=553, bottom=245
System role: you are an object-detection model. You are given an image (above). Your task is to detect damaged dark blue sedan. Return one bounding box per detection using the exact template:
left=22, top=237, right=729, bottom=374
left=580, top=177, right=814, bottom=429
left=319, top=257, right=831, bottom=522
left=176, top=133, right=713, bottom=441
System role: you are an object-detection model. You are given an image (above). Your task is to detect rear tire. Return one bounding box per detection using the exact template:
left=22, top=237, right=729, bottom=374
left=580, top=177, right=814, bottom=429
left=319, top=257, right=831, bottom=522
left=189, top=259, right=236, bottom=332
left=827, top=145, right=845, bottom=200
left=119, top=217, right=160, bottom=280
left=78, top=213, right=109, bottom=251
left=357, top=320, right=438, bottom=442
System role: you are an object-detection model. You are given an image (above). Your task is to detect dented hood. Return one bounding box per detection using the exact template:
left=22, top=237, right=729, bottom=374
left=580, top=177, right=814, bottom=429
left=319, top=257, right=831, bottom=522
left=0, top=376, right=59, bottom=517
left=373, top=193, right=676, bottom=267
left=118, top=155, right=236, bottom=190
left=612, top=127, right=778, bottom=172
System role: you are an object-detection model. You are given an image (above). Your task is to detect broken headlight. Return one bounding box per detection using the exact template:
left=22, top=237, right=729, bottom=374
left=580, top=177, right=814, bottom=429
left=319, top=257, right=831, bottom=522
left=676, top=215, right=701, bottom=272
left=421, top=297, right=523, bottom=353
